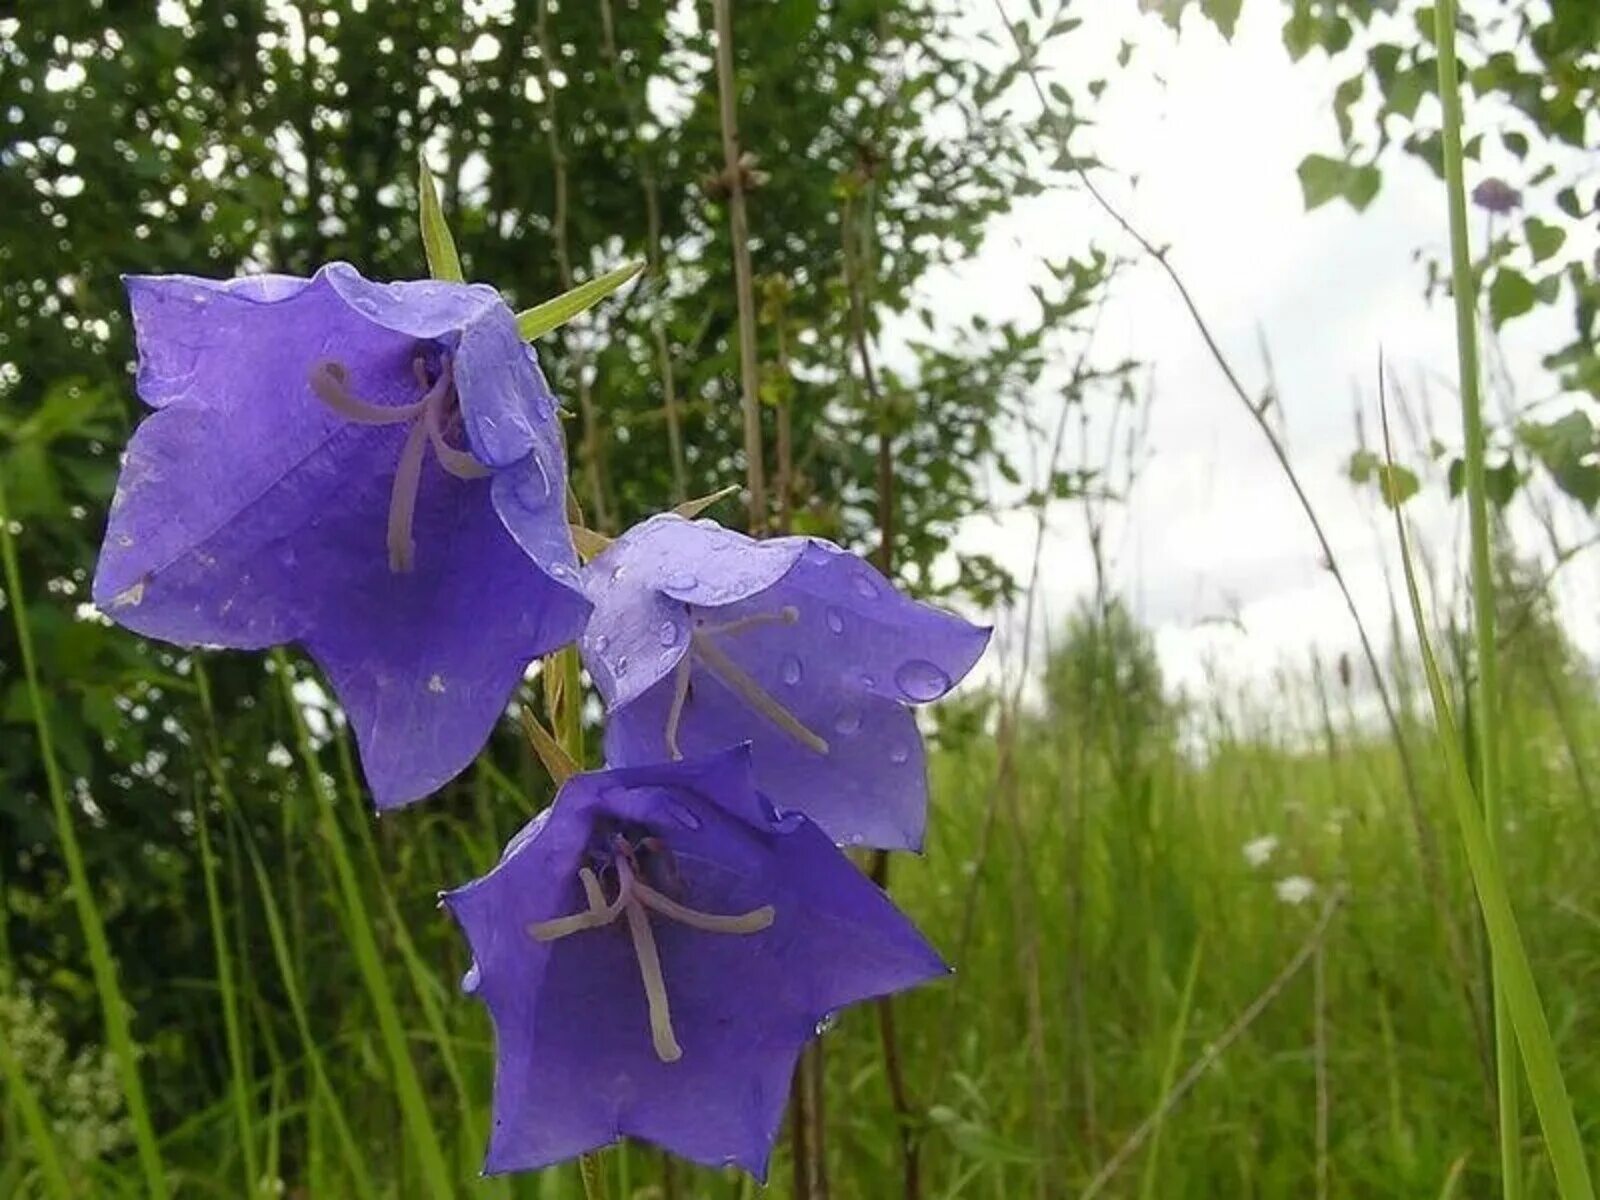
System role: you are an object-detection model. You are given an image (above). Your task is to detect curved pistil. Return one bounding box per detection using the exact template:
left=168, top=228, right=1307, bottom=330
left=308, top=355, right=491, bottom=573
left=530, top=855, right=775, bottom=1063
left=663, top=605, right=830, bottom=760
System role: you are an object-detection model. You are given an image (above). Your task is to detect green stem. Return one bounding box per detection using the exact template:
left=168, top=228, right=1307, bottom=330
left=272, top=650, right=457, bottom=1199
left=0, top=478, right=170, bottom=1199
left=1431, top=4, right=1517, bottom=1193
left=1383, top=412, right=1594, bottom=1200
left=579, top=1151, right=610, bottom=1200
left=193, top=664, right=264, bottom=1197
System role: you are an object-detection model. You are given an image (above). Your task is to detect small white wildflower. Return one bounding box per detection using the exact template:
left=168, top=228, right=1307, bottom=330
left=1275, top=875, right=1316, bottom=906
left=1242, top=834, right=1278, bottom=868
left=265, top=743, right=293, bottom=770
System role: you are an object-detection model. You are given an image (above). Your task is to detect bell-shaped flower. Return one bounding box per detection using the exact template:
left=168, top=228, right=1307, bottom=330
left=93, top=263, right=589, bottom=808
left=442, top=746, right=946, bottom=1177
left=578, top=515, right=989, bottom=850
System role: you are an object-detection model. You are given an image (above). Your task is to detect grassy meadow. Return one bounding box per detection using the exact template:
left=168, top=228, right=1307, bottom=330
left=5, top=579, right=1600, bottom=1197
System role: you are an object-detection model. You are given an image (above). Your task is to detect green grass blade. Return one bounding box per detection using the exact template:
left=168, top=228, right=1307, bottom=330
left=1383, top=415, right=1595, bottom=1200
left=1430, top=1, right=1519, bottom=1190
left=0, top=477, right=170, bottom=1200
left=0, top=1020, right=75, bottom=1200
left=1139, top=938, right=1203, bottom=1200
left=514, top=261, right=644, bottom=341
left=194, top=663, right=263, bottom=1196
left=329, top=726, right=492, bottom=1182
left=273, top=650, right=458, bottom=1200
left=234, top=817, right=378, bottom=1200
left=418, top=145, right=465, bottom=282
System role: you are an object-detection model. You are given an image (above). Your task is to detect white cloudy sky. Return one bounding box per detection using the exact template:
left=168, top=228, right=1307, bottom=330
left=920, top=1, right=1598, bottom=699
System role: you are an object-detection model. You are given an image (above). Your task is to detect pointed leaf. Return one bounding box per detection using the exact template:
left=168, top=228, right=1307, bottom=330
left=570, top=525, right=613, bottom=560
left=515, top=261, right=644, bottom=341
left=418, top=148, right=464, bottom=283
left=518, top=705, right=578, bottom=785
left=672, top=483, right=741, bottom=520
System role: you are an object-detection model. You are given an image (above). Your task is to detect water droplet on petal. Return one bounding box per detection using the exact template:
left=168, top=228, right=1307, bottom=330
left=895, top=658, right=951, bottom=701
left=658, top=621, right=680, bottom=647
left=860, top=673, right=876, bottom=689
left=825, top=607, right=845, bottom=635
left=889, top=743, right=910, bottom=765
left=527, top=454, right=551, bottom=500
left=611, top=563, right=627, bottom=582
left=852, top=571, right=878, bottom=599
left=781, top=655, right=803, bottom=686
left=592, top=633, right=610, bottom=653
left=833, top=709, right=862, bottom=735
left=667, top=570, right=697, bottom=591
left=614, top=655, right=630, bottom=678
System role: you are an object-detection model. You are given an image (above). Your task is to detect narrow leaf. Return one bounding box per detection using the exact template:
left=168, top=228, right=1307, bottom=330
left=1382, top=408, right=1596, bottom=1200
left=570, top=524, right=613, bottom=560
left=673, top=483, right=741, bottom=520
left=515, top=261, right=644, bottom=340
left=417, top=146, right=464, bottom=283
left=519, top=705, right=579, bottom=785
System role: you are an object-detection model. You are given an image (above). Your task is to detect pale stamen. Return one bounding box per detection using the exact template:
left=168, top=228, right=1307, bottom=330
left=690, top=631, right=830, bottom=755
left=308, top=355, right=491, bottom=573
left=664, top=654, right=692, bottom=761
left=695, top=606, right=799, bottom=638
left=529, top=867, right=625, bottom=940
left=421, top=360, right=491, bottom=481
left=632, top=879, right=775, bottom=934
left=529, top=855, right=774, bottom=1064
left=309, top=360, right=428, bottom=425
left=624, top=882, right=683, bottom=1062
left=387, top=418, right=430, bottom=573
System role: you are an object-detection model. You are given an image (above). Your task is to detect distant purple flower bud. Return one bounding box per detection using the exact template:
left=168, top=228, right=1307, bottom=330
left=1471, top=177, right=1521, bottom=214
left=442, top=747, right=946, bottom=1177
left=94, top=263, right=589, bottom=808
left=579, top=515, right=990, bottom=851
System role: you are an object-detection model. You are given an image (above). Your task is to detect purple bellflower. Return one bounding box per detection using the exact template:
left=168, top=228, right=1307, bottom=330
left=93, top=263, right=589, bottom=808
left=1471, top=177, right=1522, bottom=215
left=578, top=514, right=989, bottom=851
left=442, top=746, right=946, bottom=1177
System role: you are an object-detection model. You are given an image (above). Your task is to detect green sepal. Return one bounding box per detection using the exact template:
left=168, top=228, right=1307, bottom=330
left=515, top=261, right=644, bottom=340
left=417, top=146, right=464, bottom=283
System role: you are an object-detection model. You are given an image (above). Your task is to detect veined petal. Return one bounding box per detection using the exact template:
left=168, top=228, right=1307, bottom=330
left=441, top=752, right=946, bottom=1179
left=97, top=263, right=590, bottom=809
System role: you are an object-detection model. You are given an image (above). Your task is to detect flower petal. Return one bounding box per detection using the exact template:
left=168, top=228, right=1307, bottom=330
left=443, top=754, right=945, bottom=1178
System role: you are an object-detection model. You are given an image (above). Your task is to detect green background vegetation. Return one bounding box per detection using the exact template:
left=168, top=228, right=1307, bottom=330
left=2, top=0, right=1598, bottom=1196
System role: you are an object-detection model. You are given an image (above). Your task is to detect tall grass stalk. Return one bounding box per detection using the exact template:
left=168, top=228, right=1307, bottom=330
left=1431, top=1, right=1518, bottom=1189
left=234, top=816, right=378, bottom=1200
left=1136, top=938, right=1203, bottom=1200
left=272, top=649, right=457, bottom=1199
left=1383, top=407, right=1595, bottom=1199
left=194, top=663, right=264, bottom=1196
left=0, top=478, right=170, bottom=1199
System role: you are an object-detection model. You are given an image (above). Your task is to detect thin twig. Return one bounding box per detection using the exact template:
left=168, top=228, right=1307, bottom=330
left=991, top=0, right=1431, bottom=831
left=1078, top=889, right=1347, bottom=1200
left=599, top=0, right=687, bottom=504
left=712, top=0, right=768, bottom=532
left=991, top=0, right=1490, bottom=1103
left=1314, top=941, right=1330, bottom=1200
left=536, top=0, right=611, bottom=531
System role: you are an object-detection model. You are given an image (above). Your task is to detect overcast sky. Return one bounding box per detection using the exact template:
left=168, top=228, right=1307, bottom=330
left=923, top=1, right=1597, bottom=699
